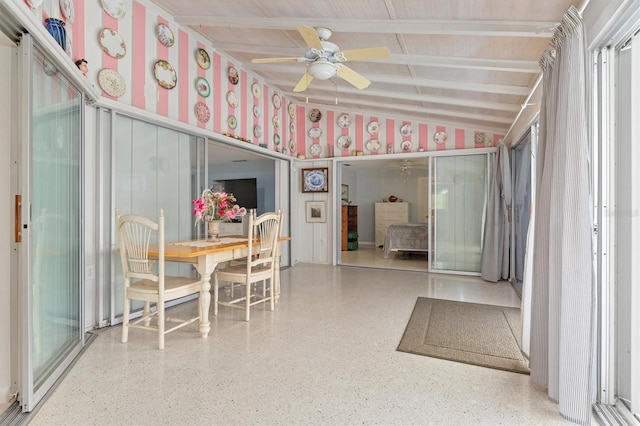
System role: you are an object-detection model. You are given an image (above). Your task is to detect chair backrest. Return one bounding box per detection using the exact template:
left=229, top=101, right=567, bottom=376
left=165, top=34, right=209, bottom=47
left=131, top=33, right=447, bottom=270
left=116, top=209, right=165, bottom=288
left=246, top=209, right=282, bottom=270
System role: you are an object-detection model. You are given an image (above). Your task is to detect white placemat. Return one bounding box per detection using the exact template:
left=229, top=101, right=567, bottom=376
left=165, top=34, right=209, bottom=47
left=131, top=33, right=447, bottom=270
left=171, top=237, right=247, bottom=248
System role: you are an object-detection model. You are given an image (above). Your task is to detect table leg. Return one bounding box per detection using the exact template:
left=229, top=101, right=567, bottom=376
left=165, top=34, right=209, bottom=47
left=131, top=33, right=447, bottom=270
left=199, top=272, right=211, bottom=338
left=197, top=255, right=218, bottom=338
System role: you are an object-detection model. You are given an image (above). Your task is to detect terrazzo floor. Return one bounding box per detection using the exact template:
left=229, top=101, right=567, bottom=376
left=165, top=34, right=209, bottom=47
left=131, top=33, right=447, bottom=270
left=27, top=263, right=582, bottom=425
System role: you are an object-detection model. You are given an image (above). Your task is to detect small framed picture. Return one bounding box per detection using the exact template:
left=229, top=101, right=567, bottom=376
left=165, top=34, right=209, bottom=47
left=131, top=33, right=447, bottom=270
left=341, top=184, right=349, bottom=202
left=301, top=167, right=328, bottom=193
left=306, top=201, right=326, bottom=223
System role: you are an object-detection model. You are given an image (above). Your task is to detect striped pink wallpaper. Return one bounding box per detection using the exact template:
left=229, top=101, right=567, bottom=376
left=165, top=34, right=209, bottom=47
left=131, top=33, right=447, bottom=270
left=30, top=0, right=503, bottom=158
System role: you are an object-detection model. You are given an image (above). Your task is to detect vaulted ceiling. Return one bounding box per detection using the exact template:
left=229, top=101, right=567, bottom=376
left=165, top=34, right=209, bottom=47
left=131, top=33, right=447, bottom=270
left=148, top=0, right=580, bottom=135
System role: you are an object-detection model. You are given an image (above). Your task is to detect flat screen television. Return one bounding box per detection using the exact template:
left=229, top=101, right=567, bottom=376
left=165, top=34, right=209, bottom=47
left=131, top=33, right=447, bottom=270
left=212, top=178, right=258, bottom=212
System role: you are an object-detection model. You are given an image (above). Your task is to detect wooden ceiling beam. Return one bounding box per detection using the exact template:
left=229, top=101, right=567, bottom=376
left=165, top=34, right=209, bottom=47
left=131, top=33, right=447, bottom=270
left=175, top=17, right=557, bottom=38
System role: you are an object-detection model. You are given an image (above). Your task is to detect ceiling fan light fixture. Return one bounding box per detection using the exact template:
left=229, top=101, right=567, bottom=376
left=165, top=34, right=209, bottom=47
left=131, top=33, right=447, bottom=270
left=308, top=60, right=337, bottom=80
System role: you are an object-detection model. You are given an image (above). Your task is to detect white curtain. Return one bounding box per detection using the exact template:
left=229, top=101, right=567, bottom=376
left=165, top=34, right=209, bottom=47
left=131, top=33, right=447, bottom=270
left=480, top=141, right=512, bottom=282
left=529, top=6, right=595, bottom=424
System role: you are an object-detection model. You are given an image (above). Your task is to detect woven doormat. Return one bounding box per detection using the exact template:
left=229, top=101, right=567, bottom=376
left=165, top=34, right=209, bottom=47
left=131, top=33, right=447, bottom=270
left=397, top=297, right=529, bottom=374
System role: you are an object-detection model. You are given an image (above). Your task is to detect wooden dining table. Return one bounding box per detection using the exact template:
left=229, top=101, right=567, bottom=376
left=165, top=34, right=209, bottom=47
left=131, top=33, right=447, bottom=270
left=148, top=236, right=288, bottom=338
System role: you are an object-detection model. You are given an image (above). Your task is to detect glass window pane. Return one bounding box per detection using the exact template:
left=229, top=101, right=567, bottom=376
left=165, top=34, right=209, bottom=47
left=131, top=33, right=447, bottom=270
left=432, top=155, right=488, bottom=273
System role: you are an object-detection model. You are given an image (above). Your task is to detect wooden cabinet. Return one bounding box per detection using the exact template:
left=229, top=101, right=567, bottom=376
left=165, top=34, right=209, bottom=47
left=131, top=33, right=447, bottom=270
left=341, top=205, right=358, bottom=251
left=375, top=202, right=409, bottom=247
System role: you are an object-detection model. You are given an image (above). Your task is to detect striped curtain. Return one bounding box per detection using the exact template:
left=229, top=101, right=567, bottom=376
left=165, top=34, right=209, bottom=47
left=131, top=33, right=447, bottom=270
left=530, top=6, right=595, bottom=425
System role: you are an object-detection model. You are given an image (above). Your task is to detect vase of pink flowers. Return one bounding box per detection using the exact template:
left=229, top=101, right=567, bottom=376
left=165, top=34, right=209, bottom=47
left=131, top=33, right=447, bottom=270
left=192, top=188, right=247, bottom=239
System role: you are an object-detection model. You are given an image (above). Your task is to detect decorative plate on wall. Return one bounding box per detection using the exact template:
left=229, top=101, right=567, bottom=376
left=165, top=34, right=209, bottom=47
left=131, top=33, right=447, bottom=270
left=288, top=103, right=295, bottom=118
left=337, top=135, right=352, bottom=150
left=195, top=77, right=210, bottom=98
left=253, top=125, right=263, bottom=138
left=272, top=93, right=281, bottom=109
left=272, top=115, right=280, bottom=129
left=195, top=102, right=210, bottom=123
left=308, top=127, right=322, bottom=139
left=153, top=60, right=177, bottom=89
left=226, top=91, right=238, bottom=108
left=65, top=34, right=72, bottom=57
left=367, top=121, right=379, bottom=135
left=400, top=123, right=412, bottom=136
left=289, top=122, right=295, bottom=134
left=309, top=108, right=322, bottom=122
left=101, top=0, right=125, bottom=20
left=195, top=48, right=210, bottom=70
left=434, top=131, right=448, bottom=144
left=289, top=139, right=296, bottom=153
left=155, top=23, right=174, bottom=47
left=227, top=115, right=237, bottom=129
left=401, top=140, right=412, bottom=152
left=274, top=133, right=281, bottom=146
left=98, top=28, right=126, bottom=59
left=60, top=0, right=75, bottom=23
left=337, top=113, right=352, bottom=128
left=309, top=144, right=322, bottom=158
left=253, top=105, right=261, bottom=118
left=251, top=83, right=261, bottom=98
left=25, top=0, right=43, bottom=10
left=227, top=66, right=239, bottom=85
left=365, top=139, right=381, bottom=152
left=98, top=68, right=126, bottom=97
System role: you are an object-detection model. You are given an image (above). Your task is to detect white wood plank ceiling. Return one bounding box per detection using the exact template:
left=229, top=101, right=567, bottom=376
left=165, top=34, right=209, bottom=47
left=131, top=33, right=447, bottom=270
left=148, top=0, right=580, bottom=134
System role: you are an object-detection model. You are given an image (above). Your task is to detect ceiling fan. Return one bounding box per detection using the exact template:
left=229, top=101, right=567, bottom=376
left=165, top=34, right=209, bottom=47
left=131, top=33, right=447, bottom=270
left=251, top=25, right=390, bottom=92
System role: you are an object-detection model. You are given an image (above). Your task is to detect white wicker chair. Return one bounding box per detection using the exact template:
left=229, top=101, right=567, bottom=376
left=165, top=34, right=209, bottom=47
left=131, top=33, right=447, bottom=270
left=116, top=209, right=202, bottom=349
left=214, top=210, right=282, bottom=321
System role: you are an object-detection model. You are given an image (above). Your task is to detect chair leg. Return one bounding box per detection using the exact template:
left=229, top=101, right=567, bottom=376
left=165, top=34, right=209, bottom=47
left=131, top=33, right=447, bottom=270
left=143, top=301, right=152, bottom=326
left=269, top=278, right=275, bottom=311
left=158, top=300, right=165, bottom=350
left=245, top=281, right=251, bottom=322
left=213, top=275, right=219, bottom=316
left=122, top=296, right=130, bottom=343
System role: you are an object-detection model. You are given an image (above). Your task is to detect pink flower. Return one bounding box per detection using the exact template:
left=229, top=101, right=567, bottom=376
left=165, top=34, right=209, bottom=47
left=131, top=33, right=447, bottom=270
left=192, top=188, right=247, bottom=224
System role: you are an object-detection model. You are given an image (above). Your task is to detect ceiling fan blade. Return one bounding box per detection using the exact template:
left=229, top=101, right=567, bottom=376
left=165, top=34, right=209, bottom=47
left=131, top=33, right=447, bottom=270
left=337, top=65, right=371, bottom=90
left=293, top=72, right=314, bottom=92
left=251, top=57, right=306, bottom=64
left=297, top=25, right=323, bottom=50
left=339, top=46, right=391, bottom=61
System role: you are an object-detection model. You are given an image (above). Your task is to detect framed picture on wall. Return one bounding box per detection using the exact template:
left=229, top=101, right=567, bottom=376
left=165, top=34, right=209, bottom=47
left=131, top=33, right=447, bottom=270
left=341, top=184, right=349, bottom=202
left=306, top=201, right=326, bottom=223
left=301, top=167, right=328, bottom=193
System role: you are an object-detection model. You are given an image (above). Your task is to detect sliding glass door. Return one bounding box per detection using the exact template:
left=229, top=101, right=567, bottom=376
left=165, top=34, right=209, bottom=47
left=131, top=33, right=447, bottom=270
left=430, top=154, right=488, bottom=274
left=18, top=37, right=84, bottom=412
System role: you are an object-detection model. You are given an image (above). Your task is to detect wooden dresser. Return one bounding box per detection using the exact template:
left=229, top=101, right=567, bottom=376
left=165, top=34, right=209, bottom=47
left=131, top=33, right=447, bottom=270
left=375, top=202, right=409, bottom=247
left=341, top=205, right=358, bottom=251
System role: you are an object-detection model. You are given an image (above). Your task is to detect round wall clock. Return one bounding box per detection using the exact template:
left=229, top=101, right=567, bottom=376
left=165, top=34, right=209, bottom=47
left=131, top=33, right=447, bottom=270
left=337, top=113, right=352, bottom=128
